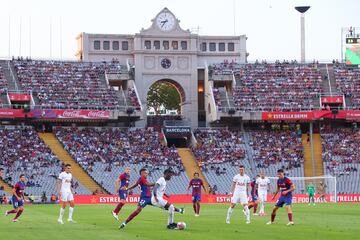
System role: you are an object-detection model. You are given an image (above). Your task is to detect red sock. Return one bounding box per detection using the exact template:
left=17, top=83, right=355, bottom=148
left=253, top=203, right=258, bottom=213
left=196, top=202, right=200, bottom=214
left=113, top=202, right=124, bottom=214
left=271, top=211, right=276, bottom=222
left=125, top=207, right=142, bottom=224
left=288, top=213, right=293, bottom=222
left=7, top=209, right=18, bottom=214
left=14, top=209, right=23, bottom=220
left=193, top=203, right=197, bottom=214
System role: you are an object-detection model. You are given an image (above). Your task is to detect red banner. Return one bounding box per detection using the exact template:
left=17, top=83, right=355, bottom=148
left=262, top=110, right=360, bottom=120
left=30, top=109, right=110, bottom=119
left=69, top=194, right=360, bottom=204
left=56, top=110, right=110, bottom=119
left=321, top=96, right=343, bottom=104
left=262, top=112, right=314, bottom=120
left=340, top=110, right=360, bottom=120
left=0, top=109, right=25, bottom=118
left=9, top=94, right=31, bottom=102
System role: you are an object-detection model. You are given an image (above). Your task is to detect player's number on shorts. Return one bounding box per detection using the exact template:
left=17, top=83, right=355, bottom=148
left=140, top=200, right=146, bottom=205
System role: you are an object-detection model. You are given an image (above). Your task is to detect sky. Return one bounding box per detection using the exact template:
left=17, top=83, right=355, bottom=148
left=0, top=0, right=359, bottom=61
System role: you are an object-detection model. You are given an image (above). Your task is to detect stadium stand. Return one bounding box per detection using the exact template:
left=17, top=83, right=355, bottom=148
left=248, top=129, right=305, bottom=193
left=55, top=127, right=189, bottom=194
left=191, top=128, right=251, bottom=194
left=0, top=66, right=8, bottom=91
left=321, top=126, right=360, bottom=193
left=0, top=126, right=90, bottom=197
left=0, top=66, right=9, bottom=106
left=233, top=62, right=323, bottom=111
left=334, top=65, right=360, bottom=109
left=12, top=60, right=139, bottom=110
left=210, top=61, right=323, bottom=112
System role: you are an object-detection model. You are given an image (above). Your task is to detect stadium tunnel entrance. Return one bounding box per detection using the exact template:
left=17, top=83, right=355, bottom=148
left=146, top=79, right=186, bottom=130
left=162, top=119, right=193, bottom=148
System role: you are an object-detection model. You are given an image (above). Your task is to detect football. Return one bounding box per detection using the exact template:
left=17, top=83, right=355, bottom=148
left=177, top=222, right=186, bottom=230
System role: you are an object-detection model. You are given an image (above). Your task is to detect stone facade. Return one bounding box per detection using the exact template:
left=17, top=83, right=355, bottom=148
left=76, top=8, right=247, bottom=127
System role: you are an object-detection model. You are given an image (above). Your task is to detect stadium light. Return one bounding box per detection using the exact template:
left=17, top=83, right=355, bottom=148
left=295, top=6, right=310, bottom=63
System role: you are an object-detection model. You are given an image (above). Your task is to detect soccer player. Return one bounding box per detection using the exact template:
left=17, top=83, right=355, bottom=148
left=5, top=174, right=26, bottom=222
left=151, top=169, right=184, bottom=229
left=112, top=166, right=131, bottom=220
left=226, top=165, right=251, bottom=224
left=267, top=169, right=295, bottom=226
left=57, top=164, right=75, bottom=224
left=248, top=175, right=259, bottom=215
left=187, top=172, right=206, bottom=217
left=256, top=171, right=271, bottom=216
left=318, top=181, right=327, bottom=202
left=307, top=183, right=315, bottom=206
left=119, top=168, right=154, bottom=229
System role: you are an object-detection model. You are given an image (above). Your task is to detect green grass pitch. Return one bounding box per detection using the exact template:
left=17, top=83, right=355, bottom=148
left=1, top=203, right=359, bottom=240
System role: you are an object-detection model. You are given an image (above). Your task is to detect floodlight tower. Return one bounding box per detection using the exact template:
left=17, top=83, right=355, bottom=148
left=295, top=6, right=310, bottom=63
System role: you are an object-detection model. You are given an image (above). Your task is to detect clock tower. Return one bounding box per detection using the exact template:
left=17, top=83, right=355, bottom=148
left=132, top=8, right=199, bottom=128
left=76, top=7, right=247, bottom=128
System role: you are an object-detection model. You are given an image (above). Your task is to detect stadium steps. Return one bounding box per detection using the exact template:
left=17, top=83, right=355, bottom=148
left=319, top=64, right=338, bottom=95
left=302, top=134, right=314, bottom=186
left=326, top=65, right=338, bottom=93
left=0, top=178, right=13, bottom=194
left=38, top=133, right=108, bottom=194
left=177, top=148, right=210, bottom=193
left=312, top=134, right=324, bottom=177
left=302, top=134, right=325, bottom=188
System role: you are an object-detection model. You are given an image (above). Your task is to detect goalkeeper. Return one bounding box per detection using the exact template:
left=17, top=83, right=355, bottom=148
left=306, top=183, right=315, bottom=206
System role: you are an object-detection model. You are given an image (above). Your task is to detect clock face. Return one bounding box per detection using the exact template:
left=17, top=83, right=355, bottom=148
left=161, top=58, right=171, bottom=69
left=156, top=12, right=176, bottom=32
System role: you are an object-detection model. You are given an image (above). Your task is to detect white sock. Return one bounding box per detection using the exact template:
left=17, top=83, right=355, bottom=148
left=168, top=205, right=174, bottom=225
left=244, top=205, right=250, bottom=221
left=261, top=202, right=265, bottom=213
left=69, top=207, right=74, bottom=220
left=59, top=208, right=65, bottom=220
left=258, top=202, right=262, bottom=214
left=226, top=207, right=233, bottom=221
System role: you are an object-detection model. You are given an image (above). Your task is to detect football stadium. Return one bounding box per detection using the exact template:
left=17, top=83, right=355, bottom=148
left=0, top=1, right=359, bottom=239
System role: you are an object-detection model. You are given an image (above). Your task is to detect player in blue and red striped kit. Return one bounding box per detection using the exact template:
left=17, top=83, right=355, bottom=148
left=248, top=175, right=259, bottom=215
left=119, top=168, right=155, bottom=229
left=187, top=172, right=206, bottom=216
left=5, top=174, right=26, bottom=222
left=112, top=167, right=131, bottom=220
left=267, top=169, right=295, bottom=226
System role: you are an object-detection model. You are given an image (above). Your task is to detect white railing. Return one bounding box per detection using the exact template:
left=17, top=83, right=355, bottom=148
left=120, top=86, right=127, bottom=106
left=30, top=91, right=35, bottom=107
left=6, top=92, right=10, bottom=105
left=132, top=83, right=143, bottom=111
left=104, top=72, right=110, bottom=86
left=209, top=85, right=218, bottom=113
left=326, top=64, right=333, bottom=95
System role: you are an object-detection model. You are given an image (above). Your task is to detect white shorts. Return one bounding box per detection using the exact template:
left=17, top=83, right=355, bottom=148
left=61, top=192, right=74, bottom=202
left=151, top=196, right=168, bottom=208
left=258, top=192, right=267, bottom=202
left=231, top=192, right=248, bottom=205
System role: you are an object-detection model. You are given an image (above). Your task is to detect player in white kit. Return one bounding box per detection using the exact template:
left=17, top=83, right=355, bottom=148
left=256, top=171, right=271, bottom=216
left=226, top=165, right=251, bottom=224
left=151, top=169, right=184, bottom=229
left=57, top=164, right=75, bottom=224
